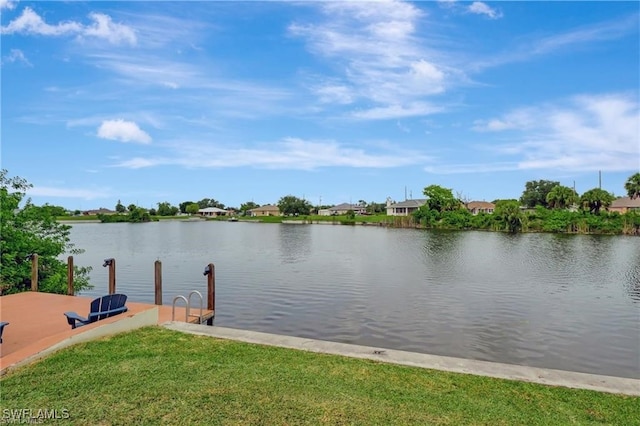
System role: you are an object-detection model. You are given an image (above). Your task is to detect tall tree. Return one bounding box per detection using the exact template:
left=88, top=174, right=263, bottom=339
left=423, top=185, right=461, bottom=212
left=186, top=203, right=200, bottom=215
left=115, top=200, right=126, bottom=213
left=494, top=200, right=524, bottom=233
left=197, top=198, right=225, bottom=209
left=157, top=201, right=179, bottom=216
left=277, top=195, right=312, bottom=216
left=179, top=201, right=195, bottom=214
left=624, top=172, right=640, bottom=199
left=0, top=170, right=92, bottom=295
left=128, top=207, right=151, bottom=223
left=580, top=188, right=615, bottom=215
left=38, top=203, right=69, bottom=217
left=546, top=185, right=579, bottom=210
left=367, top=201, right=386, bottom=214
left=520, top=180, right=560, bottom=208
left=240, top=201, right=259, bottom=214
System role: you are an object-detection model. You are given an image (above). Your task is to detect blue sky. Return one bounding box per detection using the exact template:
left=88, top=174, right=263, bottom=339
left=2, top=1, right=639, bottom=211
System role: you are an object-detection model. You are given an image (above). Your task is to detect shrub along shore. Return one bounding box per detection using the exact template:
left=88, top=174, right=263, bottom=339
left=1, top=327, right=638, bottom=425
left=206, top=208, right=640, bottom=235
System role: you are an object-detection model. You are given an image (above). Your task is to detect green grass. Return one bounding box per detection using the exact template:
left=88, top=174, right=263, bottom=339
left=1, top=327, right=637, bottom=425
left=56, top=215, right=102, bottom=221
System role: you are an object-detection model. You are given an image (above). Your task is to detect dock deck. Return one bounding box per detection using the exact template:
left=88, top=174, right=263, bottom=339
left=0, top=292, right=214, bottom=375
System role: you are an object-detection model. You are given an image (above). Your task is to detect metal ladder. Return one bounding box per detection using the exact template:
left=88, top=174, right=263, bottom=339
left=171, top=290, right=204, bottom=324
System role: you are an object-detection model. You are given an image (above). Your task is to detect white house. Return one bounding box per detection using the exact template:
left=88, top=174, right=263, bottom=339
left=386, top=199, right=427, bottom=216
left=198, top=207, right=229, bottom=217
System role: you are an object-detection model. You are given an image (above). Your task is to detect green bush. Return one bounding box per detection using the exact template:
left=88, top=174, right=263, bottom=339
left=1, top=170, right=92, bottom=295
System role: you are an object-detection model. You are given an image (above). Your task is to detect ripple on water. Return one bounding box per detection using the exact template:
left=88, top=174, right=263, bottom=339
left=69, top=223, right=640, bottom=378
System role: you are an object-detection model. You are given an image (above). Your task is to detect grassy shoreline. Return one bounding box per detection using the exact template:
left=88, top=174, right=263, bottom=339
left=1, top=327, right=638, bottom=425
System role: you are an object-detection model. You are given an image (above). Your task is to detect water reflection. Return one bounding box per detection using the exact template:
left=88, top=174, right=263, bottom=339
left=277, top=224, right=312, bottom=264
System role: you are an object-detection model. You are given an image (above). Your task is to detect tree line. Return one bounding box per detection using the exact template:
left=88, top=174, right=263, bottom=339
left=413, top=173, right=640, bottom=234
left=101, top=197, right=388, bottom=221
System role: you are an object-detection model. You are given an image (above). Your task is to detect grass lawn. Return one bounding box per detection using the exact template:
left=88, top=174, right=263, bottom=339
left=1, top=327, right=638, bottom=425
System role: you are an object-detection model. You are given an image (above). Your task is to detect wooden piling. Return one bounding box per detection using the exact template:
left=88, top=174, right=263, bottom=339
left=108, top=259, right=116, bottom=294
left=67, top=256, right=74, bottom=295
left=30, top=254, right=38, bottom=291
left=155, top=260, right=162, bottom=305
left=206, top=263, right=215, bottom=325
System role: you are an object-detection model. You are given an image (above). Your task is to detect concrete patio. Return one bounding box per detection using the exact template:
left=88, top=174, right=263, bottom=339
left=0, top=292, right=213, bottom=375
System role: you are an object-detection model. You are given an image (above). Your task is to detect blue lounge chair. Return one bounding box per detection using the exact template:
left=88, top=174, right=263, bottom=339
left=0, top=322, right=8, bottom=343
left=64, top=294, right=128, bottom=329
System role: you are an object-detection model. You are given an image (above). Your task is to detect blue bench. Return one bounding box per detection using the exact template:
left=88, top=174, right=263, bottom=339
left=64, top=294, right=128, bottom=329
left=0, top=322, right=8, bottom=343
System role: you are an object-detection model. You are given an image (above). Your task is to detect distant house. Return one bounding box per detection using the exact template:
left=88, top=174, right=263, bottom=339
left=466, top=201, right=495, bottom=215
left=608, top=197, right=640, bottom=214
left=198, top=207, right=229, bottom=217
left=323, top=203, right=367, bottom=216
left=83, top=208, right=117, bottom=216
left=249, top=205, right=281, bottom=217
left=386, top=199, right=427, bottom=216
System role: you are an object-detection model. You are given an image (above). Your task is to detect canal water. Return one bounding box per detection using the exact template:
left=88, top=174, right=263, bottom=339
left=68, top=221, right=640, bottom=378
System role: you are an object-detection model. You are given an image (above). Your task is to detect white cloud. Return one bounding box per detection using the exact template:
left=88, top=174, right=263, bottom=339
left=437, top=0, right=457, bottom=8
left=471, top=14, right=637, bottom=71
left=468, top=2, right=503, bottom=20
left=1, top=7, right=136, bottom=45
left=81, top=13, right=136, bottom=46
left=351, top=102, right=443, bottom=120
left=0, top=0, right=16, bottom=10
left=472, top=109, right=536, bottom=131
left=290, top=1, right=463, bottom=119
left=97, top=119, right=151, bottom=144
left=467, top=93, right=640, bottom=172
left=85, top=53, right=293, bottom=111
left=314, top=83, right=354, bottom=104
left=531, top=15, right=636, bottom=56
left=425, top=162, right=518, bottom=174
left=1, top=7, right=81, bottom=36
left=112, top=137, right=432, bottom=170
left=2, top=48, right=31, bottom=66
left=27, top=186, right=111, bottom=200
left=396, top=121, right=410, bottom=133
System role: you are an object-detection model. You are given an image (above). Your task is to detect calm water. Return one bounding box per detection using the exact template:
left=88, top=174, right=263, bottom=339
left=68, top=221, right=640, bottom=378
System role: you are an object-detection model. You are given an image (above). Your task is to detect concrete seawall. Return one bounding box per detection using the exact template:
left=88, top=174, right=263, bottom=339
left=164, top=322, right=640, bottom=396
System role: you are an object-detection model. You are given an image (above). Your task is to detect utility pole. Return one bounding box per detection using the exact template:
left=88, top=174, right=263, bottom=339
left=598, top=170, right=602, bottom=189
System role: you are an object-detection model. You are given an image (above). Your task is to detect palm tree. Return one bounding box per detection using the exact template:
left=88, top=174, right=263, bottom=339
left=624, top=172, right=640, bottom=199
left=546, top=185, right=578, bottom=210
left=494, top=200, right=524, bottom=233
left=580, top=188, right=615, bottom=215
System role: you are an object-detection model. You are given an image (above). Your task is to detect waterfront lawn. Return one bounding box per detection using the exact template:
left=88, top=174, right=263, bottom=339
left=1, top=327, right=637, bottom=425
